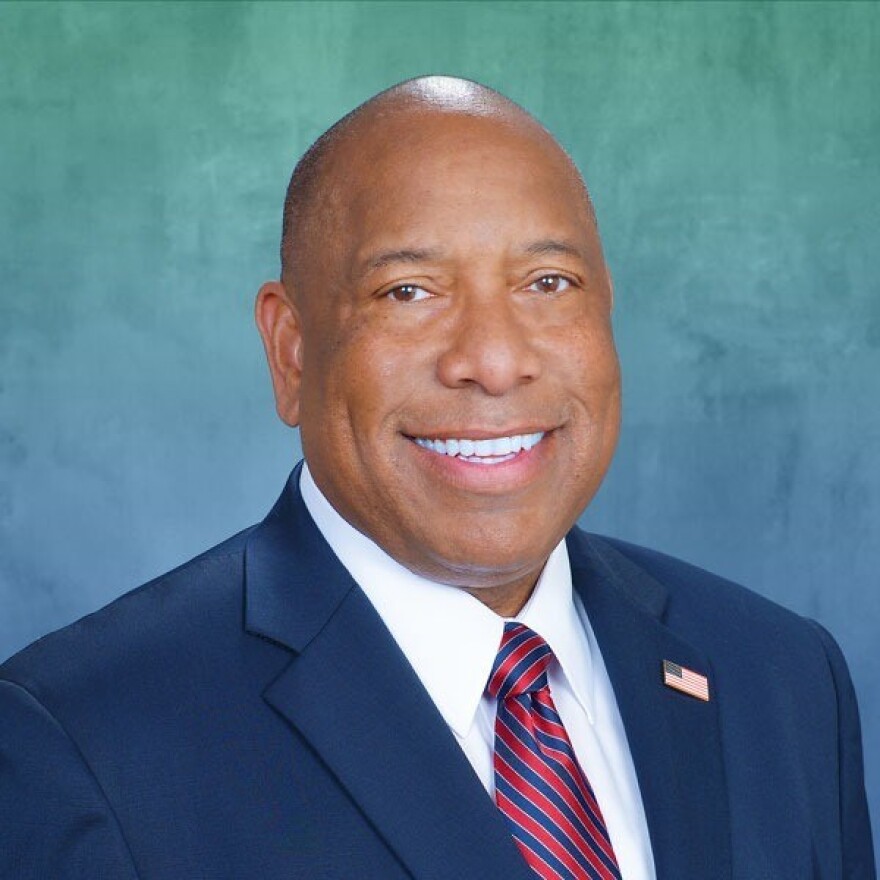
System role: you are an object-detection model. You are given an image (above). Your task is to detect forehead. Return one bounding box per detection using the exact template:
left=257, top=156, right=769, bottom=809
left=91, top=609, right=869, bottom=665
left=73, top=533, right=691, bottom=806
left=322, top=110, right=596, bottom=265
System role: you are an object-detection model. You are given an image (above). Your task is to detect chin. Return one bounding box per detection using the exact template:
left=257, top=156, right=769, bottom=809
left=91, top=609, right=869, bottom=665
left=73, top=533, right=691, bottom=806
left=413, top=531, right=557, bottom=587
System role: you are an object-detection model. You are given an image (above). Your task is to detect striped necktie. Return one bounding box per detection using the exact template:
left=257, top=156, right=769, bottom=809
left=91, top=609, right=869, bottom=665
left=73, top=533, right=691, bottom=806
left=487, top=622, right=623, bottom=880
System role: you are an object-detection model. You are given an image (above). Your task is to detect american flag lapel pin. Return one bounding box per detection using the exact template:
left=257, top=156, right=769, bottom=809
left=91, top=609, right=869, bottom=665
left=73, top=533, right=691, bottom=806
left=662, top=659, right=710, bottom=702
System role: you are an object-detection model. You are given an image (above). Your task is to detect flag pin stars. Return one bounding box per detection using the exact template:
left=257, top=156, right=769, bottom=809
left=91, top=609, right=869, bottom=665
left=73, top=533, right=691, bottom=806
left=663, top=659, right=710, bottom=701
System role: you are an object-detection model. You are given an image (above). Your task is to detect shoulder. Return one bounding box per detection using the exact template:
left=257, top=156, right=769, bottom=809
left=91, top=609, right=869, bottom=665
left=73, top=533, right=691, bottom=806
left=574, top=529, right=817, bottom=642
left=0, top=526, right=261, bottom=723
left=568, top=528, right=849, bottom=705
left=0, top=524, right=293, bottom=877
left=571, top=529, right=863, bottom=750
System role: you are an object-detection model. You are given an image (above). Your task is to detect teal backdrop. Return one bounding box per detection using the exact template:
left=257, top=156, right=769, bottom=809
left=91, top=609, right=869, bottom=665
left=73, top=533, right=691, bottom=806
left=1, top=0, right=877, bottom=849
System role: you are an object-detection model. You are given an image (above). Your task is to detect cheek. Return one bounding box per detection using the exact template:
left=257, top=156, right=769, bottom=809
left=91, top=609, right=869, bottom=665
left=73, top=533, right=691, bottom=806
left=547, top=320, right=621, bottom=473
left=304, top=312, right=424, bottom=437
left=547, top=316, right=620, bottom=397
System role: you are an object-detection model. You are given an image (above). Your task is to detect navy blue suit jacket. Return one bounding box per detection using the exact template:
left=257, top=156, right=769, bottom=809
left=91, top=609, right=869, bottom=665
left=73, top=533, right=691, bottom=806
left=0, top=468, right=874, bottom=878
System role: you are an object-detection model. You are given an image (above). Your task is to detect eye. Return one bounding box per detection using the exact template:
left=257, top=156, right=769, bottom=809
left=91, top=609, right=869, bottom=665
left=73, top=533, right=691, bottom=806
left=528, top=274, right=573, bottom=295
left=385, top=284, right=432, bottom=303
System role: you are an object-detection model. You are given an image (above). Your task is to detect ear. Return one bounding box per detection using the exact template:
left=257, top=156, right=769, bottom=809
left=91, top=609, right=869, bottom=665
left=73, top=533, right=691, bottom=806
left=255, top=280, right=303, bottom=427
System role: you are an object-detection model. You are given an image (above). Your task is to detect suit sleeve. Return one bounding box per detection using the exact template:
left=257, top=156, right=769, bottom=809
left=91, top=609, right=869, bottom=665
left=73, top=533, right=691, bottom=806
left=809, top=622, right=877, bottom=879
left=0, top=679, right=140, bottom=880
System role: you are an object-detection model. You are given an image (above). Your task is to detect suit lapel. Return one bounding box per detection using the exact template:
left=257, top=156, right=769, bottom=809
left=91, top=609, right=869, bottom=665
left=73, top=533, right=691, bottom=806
left=568, top=531, right=732, bottom=880
left=244, top=468, right=534, bottom=880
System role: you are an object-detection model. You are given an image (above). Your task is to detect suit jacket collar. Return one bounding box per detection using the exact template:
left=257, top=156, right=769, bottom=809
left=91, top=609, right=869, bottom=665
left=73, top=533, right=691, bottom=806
left=244, top=465, right=353, bottom=653
left=567, top=529, right=732, bottom=880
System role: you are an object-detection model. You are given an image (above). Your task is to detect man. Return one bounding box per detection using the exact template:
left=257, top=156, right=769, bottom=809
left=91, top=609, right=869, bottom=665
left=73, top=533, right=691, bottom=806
left=0, top=76, right=873, bottom=879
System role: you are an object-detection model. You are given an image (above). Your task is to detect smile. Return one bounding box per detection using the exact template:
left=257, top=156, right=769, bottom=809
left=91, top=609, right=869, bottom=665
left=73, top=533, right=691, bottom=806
left=412, top=432, right=545, bottom=464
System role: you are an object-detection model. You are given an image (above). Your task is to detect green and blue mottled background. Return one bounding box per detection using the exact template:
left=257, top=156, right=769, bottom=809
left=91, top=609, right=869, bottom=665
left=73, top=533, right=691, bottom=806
left=1, top=0, right=877, bottom=845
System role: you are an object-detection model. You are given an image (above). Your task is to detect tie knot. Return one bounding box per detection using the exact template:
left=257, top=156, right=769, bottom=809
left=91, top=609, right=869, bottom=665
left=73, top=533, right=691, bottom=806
left=486, top=622, right=553, bottom=700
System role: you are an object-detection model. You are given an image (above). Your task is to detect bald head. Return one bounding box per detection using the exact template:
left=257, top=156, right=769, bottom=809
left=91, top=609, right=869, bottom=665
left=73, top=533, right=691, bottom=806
left=280, top=76, right=595, bottom=286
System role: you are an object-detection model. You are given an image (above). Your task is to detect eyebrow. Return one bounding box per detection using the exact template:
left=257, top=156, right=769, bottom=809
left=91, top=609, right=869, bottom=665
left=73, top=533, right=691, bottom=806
left=518, top=239, right=587, bottom=262
left=358, top=248, right=445, bottom=277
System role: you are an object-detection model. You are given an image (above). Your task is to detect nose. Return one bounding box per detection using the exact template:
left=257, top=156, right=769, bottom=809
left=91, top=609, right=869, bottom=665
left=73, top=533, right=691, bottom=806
left=435, top=291, right=542, bottom=395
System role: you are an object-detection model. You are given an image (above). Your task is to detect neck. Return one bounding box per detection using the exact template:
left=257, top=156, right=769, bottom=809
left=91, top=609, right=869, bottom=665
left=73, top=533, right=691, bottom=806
left=462, top=571, right=540, bottom=618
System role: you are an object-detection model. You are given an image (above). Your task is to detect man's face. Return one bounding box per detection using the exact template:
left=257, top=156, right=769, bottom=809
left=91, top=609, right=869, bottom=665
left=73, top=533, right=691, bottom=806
left=278, top=110, right=620, bottom=597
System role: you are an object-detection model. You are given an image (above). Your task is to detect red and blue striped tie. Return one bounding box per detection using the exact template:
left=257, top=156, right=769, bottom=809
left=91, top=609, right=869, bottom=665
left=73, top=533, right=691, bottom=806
left=487, top=622, right=623, bottom=880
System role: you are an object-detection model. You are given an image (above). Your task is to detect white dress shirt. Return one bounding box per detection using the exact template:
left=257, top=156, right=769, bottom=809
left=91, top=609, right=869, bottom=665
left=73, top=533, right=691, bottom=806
left=300, top=463, right=656, bottom=880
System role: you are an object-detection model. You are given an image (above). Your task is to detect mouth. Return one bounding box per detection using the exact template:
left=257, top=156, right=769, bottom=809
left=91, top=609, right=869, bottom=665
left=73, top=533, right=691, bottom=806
left=409, top=431, right=546, bottom=465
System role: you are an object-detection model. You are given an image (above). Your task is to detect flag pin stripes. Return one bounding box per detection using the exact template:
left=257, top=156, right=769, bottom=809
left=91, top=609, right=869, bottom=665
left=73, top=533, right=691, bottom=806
left=663, top=660, right=710, bottom=701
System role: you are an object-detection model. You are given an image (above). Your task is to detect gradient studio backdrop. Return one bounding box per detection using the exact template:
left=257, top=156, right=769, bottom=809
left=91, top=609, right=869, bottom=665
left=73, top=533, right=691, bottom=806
left=1, top=0, right=878, bottom=847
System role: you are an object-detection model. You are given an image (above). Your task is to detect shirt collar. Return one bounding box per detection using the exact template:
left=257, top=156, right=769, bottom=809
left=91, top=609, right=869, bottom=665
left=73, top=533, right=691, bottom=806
left=299, top=462, right=595, bottom=736
left=516, top=538, right=596, bottom=724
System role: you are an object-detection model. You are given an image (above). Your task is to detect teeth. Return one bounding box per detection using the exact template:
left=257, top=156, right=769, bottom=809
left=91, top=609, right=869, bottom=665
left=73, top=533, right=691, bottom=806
left=413, top=431, right=545, bottom=459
